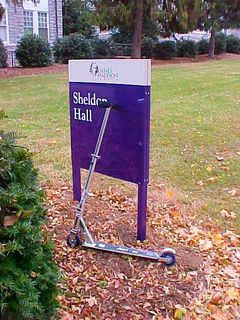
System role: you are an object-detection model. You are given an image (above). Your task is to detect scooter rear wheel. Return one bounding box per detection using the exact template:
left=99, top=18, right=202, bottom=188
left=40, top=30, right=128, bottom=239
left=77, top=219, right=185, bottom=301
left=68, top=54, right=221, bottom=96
left=66, top=233, right=81, bottom=247
left=160, top=249, right=176, bottom=266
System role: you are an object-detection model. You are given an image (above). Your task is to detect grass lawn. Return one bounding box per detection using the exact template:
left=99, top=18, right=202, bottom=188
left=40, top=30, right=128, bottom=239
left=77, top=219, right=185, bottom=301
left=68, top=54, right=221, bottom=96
left=0, top=59, right=239, bottom=231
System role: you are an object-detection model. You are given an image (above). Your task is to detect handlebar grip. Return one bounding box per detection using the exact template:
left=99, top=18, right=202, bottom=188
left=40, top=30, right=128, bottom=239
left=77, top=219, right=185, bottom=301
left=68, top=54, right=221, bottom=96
left=98, top=101, right=119, bottom=109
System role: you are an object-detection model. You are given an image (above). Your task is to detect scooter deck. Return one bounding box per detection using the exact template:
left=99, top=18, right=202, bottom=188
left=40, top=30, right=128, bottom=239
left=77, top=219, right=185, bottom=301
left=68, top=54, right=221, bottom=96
left=83, top=241, right=160, bottom=260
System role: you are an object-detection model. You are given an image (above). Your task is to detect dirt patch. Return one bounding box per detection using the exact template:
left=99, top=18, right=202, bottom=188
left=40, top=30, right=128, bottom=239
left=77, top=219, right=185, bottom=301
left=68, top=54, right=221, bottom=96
left=43, top=181, right=240, bottom=320
left=1, top=54, right=239, bottom=79
left=0, top=63, right=67, bottom=79
left=152, top=53, right=240, bottom=66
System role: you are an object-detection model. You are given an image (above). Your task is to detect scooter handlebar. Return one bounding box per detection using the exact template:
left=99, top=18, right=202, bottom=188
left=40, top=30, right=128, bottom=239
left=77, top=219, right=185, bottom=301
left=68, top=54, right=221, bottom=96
left=98, top=101, right=119, bottom=109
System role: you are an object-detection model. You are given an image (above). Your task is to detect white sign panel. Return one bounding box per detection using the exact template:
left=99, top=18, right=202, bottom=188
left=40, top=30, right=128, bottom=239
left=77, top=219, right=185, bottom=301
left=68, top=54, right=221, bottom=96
left=69, top=59, right=151, bottom=86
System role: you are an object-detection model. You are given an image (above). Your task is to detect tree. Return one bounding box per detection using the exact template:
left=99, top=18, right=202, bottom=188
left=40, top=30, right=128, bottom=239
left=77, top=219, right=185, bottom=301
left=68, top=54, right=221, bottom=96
left=198, top=0, right=240, bottom=57
left=63, top=0, right=97, bottom=37
left=0, top=0, right=39, bottom=21
left=132, top=0, right=144, bottom=58
left=0, top=5, right=4, bottom=21
left=159, top=0, right=201, bottom=37
left=93, top=0, right=201, bottom=58
left=93, top=0, right=142, bottom=58
left=0, top=0, right=20, bottom=21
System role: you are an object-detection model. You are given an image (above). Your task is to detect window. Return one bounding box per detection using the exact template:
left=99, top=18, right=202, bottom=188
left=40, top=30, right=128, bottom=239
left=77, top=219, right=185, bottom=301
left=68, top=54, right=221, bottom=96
left=0, top=12, right=7, bottom=41
left=38, top=12, right=48, bottom=40
left=24, top=11, right=33, bottom=35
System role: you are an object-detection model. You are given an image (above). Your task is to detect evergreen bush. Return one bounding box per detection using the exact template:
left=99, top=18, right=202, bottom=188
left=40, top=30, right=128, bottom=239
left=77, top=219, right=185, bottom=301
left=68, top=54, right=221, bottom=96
left=0, top=39, right=7, bottom=68
left=92, top=38, right=117, bottom=58
left=226, top=35, right=240, bottom=54
left=198, top=38, right=210, bottom=55
left=0, top=129, right=59, bottom=319
left=16, top=34, right=52, bottom=67
left=110, top=28, right=133, bottom=44
left=141, top=37, right=156, bottom=58
left=52, top=33, right=93, bottom=63
left=177, top=39, right=198, bottom=58
left=215, top=33, right=227, bottom=55
left=153, top=40, right=176, bottom=60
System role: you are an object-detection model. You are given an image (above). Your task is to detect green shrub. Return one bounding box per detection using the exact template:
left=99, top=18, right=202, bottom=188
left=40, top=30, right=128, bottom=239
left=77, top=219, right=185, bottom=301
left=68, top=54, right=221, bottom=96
left=16, top=34, right=52, bottom=67
left=177, top=39, right=198, bottom=58
left=141, top=37, right=156, bottom=58
left=0, top=130, right=59, bottom=319
left=52, top=33, right=93, bottom=63
left=226, top=35, right=240, bottom=54
left=92, top=38, right=117, bottom=58
left=215, top=33, right=227, bottom=55
left=0, top=39, right=7, bottom=68
left=153, top=40, right=176, bottom=60
left=110, top=28, right=133, bottom=44
left=52, top=38, right=64, bottom=63
left=198, top=39, right=210, bottom=55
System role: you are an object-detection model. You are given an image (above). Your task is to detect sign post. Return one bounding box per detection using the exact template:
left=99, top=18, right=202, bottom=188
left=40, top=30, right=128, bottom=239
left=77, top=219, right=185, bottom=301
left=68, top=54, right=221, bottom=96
left=69, top=59, right=151, bottom=241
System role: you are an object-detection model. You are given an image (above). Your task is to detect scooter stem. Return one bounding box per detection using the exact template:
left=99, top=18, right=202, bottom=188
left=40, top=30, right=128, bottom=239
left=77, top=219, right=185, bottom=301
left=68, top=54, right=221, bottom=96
left=71, top=106, right=112, bottom=238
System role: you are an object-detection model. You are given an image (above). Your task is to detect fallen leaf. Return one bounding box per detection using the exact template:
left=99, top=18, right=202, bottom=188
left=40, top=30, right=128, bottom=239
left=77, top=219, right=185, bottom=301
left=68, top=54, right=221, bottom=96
left=220, top=209, right=236, bottom=219
left=235, top=250, right=240, bottom=259
left=123, top=305, right=132, bottom=310
left=199, top=239, right=213, bottom=251
left=216, top=156, right=225, bottom=161
left=72, top=276, right=78, bottom=285
left=86, top=296, right=97, bottom=307
left=213, top=234, right=224, bottom=245
left=229, top=211, right=237, bottom=219
left=211, top=311, right=230, bottom=320
left=226, top=287, right=240, bottom=300
left=207, top=176, right=217, bottom=183
left=30, top=271, right=37, bottom=278
left=174, top=306, right=186, bottom=319
left=60, top=311, right=73, bottom=320
left=3, top=215, right=18, bottom=227
left=221, top=166, right=230, bottom=171
left=210, top=292, right=222, bottom=305
left=228, top=189, right=238, bottom=197
left=166, top=189, right=174, bottom=198
left=143, top=302, right=151, bottom=309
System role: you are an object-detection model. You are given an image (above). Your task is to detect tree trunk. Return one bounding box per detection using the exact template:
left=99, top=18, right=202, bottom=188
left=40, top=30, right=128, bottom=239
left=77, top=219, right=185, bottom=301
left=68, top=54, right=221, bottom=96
left=131, top=0, right=144, bottom=59
left=0, top=4, right=5, bottom=21
left=208, top=29, right=216, bottom=58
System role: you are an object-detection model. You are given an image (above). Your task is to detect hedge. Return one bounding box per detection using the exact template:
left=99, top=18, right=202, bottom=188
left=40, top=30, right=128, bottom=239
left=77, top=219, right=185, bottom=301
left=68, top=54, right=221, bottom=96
left=153, top=40, right=176, bottom=59
left=0, top=39, right=7, bottom=67
left=215, top=33, right=227, bottom=55
left=53, top=33, right=93, bottom=63
left=0, top=126, right=59, bottom=319
left=226, top=35, right=240, bottom=54
left=177, top=39, right=198, bottom=58
left=16, top=34, right=52, bottom=67
left=198, top=39, right=210, bottom=55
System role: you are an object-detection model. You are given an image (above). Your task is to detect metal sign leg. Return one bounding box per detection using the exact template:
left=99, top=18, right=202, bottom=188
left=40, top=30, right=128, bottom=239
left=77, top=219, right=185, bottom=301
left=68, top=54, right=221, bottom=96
left=137, top=182, right=148, bottom=241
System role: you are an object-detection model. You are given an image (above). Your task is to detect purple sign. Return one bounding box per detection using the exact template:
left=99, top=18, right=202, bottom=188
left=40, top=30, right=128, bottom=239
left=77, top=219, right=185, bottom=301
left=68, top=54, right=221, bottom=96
left=69, top=60, right=151, bottom=241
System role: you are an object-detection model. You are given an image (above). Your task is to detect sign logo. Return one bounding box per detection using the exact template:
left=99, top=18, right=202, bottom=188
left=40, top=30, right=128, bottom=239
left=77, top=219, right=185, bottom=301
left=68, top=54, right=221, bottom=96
left=89, top=63, right=99, bottom=76
left=89, top=62, right=118, bottom=81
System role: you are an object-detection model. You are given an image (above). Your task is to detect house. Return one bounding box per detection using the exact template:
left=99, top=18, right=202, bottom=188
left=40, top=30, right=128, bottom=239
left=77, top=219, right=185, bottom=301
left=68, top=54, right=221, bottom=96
left=225, top=29, right=240, bottom=38
left=0, top=0, right=62, bottom=65
left=175, top=29, right=240, bottom=42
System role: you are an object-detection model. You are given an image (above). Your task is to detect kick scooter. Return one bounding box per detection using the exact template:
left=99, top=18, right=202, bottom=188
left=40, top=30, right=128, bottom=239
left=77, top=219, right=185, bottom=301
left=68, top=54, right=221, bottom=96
left=67, top=102, right=176, bottom=266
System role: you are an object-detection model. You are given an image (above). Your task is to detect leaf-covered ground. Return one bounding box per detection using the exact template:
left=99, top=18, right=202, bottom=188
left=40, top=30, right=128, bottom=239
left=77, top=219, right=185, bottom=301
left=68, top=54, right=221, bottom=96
left=43, top=181, right=240, bottom=320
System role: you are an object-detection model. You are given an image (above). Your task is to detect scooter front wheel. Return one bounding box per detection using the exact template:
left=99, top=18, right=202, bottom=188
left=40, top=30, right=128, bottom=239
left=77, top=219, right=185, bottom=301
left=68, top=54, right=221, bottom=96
left=160, top=248, right=176, bottom=266
left=66, top=233, right=81, bottom=247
